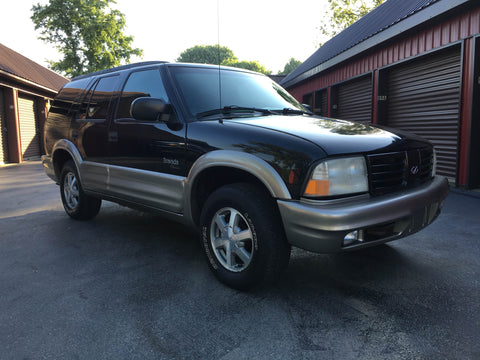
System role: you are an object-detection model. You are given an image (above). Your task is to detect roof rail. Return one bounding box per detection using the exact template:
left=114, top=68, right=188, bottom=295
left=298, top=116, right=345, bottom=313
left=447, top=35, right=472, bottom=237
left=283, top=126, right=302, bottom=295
left=72, top=61, right=168, bottom=80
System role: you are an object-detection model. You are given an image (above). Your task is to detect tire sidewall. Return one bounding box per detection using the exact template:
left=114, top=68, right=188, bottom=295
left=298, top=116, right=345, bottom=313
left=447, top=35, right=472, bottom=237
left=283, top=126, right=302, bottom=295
left=200, top=185, right=276, bottom=290
left=59, top=160, right=100, bottom=220
left=60, top=161, right=81, bottom=218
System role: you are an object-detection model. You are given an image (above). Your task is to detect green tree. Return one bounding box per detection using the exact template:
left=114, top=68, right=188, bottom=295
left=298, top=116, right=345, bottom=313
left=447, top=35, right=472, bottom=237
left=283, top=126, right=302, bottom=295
left=177, top=45, right=272, bottom=74
left=318, top=0, right=385, bottom=46
left=31, top=0, right=143, bottom=77
left=279, top=58, right=302, bottom=75
left=176, top=45, right=237, bottom=65
left=224, top=60, right=271, bottom=75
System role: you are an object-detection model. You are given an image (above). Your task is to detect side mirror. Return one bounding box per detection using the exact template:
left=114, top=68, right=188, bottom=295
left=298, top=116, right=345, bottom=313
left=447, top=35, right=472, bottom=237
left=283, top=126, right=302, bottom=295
left=302, top=103, right=313, bottom=113
left=131, top=97, right=171, bottom=122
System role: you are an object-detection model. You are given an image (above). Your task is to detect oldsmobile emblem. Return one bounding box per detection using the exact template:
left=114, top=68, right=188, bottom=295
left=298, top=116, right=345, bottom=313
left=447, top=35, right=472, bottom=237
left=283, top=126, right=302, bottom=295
left=410, top=165, right=420, bottom=175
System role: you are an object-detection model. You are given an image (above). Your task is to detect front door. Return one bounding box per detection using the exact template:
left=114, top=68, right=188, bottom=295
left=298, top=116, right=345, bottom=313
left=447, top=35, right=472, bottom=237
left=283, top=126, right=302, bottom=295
left=107, top=67, right=187, bottom=213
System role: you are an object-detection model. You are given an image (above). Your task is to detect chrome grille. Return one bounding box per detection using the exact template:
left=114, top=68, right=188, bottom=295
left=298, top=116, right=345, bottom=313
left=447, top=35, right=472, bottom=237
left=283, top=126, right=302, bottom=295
left=367, top=148, right=434, bottom=196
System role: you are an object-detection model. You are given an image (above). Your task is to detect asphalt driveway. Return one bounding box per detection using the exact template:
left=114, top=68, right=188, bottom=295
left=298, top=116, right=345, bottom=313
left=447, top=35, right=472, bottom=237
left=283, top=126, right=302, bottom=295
left=0, top=161, right=479, bottom=359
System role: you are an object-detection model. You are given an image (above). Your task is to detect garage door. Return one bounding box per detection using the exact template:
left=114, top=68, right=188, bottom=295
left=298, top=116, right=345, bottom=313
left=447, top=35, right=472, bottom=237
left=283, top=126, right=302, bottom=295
left=314, top=89, right=328, bottom=116
left=336, top=75, right=372, bottom=124
left=0, top=88, right=7, bottom=164
left=386, top=48, right=461, bottom=179
left=18, top=95, right=40, bottom=159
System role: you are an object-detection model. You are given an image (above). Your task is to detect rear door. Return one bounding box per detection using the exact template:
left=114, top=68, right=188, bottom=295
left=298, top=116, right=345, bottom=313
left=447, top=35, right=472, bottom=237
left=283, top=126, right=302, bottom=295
left=73, top=75, right=121, bottom=193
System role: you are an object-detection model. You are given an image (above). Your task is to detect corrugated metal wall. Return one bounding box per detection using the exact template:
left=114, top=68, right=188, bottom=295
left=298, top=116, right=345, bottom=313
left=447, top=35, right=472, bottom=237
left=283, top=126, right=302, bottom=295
left=385, top=48, right=461, bottom=179
left=18, top=95, right=40, bottom=159
left=288, top=7, right=480, bottom=100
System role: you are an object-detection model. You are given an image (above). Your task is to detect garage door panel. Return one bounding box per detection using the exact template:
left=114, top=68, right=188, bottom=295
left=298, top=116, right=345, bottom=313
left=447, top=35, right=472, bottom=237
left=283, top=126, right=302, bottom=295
left=391, top=79, right=460, bottom=97
left=18, top=96, right=40, bottom=159
left=392, top=66, right=460, bottom=84
left=0, top=88, right=7, bottom=163
left=390, top=56, right=459, bottom=77
left=337, top=75, right=372, bottom=124
left=314, top=89, right=328, bottom=116
left=386, top=48, right=461, bottom=180
left=388, top=102, right=459, bottom=112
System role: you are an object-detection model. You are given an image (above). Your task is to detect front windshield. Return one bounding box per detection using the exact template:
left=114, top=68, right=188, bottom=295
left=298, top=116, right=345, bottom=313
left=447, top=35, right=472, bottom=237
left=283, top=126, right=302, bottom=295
left=169, top=66, right=307, bottom=119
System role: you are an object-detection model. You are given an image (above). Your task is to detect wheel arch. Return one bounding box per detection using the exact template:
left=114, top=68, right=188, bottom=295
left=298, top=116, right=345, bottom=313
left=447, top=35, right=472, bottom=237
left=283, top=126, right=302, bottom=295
left=184, top=150, right=291, bottom=227
left=51, top=140, right=83, bottom=181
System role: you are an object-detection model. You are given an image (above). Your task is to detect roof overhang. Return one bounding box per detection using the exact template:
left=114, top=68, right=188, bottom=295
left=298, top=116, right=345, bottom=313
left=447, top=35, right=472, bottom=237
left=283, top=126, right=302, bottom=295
left=282, top=0, right=471, bottom=89
left=0, top=68, right=60, bottom=96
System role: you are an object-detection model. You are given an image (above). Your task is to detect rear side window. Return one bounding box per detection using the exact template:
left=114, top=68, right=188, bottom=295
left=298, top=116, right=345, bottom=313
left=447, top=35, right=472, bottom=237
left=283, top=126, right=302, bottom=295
left=116, top=69, right=169, bottom=119
left=50, top=78, right=91, bottom=116
left=83, top=75, right=119, bottom=120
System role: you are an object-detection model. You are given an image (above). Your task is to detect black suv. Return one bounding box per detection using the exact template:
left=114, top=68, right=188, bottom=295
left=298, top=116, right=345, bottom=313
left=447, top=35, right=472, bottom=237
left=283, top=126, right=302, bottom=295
left=42, top=61, right=449, bottom=289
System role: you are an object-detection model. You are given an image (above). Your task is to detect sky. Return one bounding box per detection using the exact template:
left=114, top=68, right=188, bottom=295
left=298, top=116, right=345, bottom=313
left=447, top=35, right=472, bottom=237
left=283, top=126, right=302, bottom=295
left=1, top=0, right=329, bottom=75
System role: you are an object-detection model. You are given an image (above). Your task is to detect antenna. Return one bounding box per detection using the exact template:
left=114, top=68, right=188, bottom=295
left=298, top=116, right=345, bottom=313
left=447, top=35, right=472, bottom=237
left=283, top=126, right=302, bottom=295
left=217, top=0, right=223, bottom=121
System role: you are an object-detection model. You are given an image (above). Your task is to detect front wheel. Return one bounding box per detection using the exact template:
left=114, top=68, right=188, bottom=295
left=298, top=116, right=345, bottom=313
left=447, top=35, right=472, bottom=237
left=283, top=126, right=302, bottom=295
left=200, top=183, right=291, bottom=290
left=59, top=160, right=101, bottom=220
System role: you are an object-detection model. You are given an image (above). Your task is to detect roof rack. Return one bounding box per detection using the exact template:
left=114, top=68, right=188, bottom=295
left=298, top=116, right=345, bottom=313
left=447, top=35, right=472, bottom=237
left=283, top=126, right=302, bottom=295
left=72, top=61, right=168, bottom=80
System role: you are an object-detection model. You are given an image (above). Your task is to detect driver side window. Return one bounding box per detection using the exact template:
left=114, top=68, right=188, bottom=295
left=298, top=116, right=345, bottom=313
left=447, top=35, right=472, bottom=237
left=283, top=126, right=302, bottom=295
left=116, top=69, right=169, bottom=119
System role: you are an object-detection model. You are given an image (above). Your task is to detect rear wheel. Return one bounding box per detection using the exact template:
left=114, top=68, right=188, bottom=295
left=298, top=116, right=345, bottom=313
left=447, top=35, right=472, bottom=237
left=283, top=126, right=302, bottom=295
left=60, top=160, right=101, bottom=220
left=200, top=183, right=291, bottom=290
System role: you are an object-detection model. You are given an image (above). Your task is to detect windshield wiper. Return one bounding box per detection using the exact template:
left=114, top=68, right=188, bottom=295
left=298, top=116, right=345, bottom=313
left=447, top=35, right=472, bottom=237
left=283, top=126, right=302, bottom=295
left=271, top=108, right=312, bottom=115
left=196, top=106, right=274, bottom=119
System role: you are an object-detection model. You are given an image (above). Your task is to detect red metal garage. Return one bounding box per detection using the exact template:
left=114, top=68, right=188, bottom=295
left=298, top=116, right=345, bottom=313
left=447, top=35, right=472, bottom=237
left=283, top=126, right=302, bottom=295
left=282, top=0, right=480, bottom=188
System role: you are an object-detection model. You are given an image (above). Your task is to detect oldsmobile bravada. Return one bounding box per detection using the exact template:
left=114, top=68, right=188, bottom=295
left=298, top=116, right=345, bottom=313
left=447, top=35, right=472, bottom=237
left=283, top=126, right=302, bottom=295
left=42, top=62, right=449, bottom=289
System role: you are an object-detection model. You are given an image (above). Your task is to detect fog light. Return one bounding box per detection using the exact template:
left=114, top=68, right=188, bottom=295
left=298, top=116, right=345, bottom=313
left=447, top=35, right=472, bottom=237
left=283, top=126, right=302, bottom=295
left=343, top=230, right=364, bottom=246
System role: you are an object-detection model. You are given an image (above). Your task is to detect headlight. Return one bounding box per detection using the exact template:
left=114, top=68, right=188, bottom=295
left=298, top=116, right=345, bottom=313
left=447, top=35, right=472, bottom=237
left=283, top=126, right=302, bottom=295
left=304, top=156, right=369, bottom=197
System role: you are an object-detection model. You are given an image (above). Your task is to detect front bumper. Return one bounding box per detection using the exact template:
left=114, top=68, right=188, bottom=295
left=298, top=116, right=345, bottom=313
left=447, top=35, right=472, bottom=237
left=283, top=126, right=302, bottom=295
left=277, top=176, right=449, bottom=253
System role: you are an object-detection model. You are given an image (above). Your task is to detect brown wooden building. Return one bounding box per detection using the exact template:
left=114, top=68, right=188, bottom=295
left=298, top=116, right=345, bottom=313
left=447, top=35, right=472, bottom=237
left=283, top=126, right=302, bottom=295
left=282, top=0, right=480, bottom=188
left=0, top=43, right=68, bottom=164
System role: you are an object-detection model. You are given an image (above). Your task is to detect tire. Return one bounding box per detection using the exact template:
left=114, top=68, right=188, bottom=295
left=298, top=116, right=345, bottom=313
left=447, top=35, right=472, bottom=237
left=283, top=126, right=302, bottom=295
left=59, top=160, right=101, bottom=220
left=200, top=183, right=291, bottom=290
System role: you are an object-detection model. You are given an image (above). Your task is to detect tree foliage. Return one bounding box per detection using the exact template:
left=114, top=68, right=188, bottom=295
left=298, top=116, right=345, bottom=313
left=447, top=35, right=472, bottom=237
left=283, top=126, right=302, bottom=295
left=176, top=45, right=237, bottom=65
left=31, top=0, right=143, bottom=77
left=176, top=45, right=271, bottom=74
left=279, top=58, right=302, bottom=75
left=224, top=60, right=271, bottom=75
left=318, top=0, right=385, bottom=46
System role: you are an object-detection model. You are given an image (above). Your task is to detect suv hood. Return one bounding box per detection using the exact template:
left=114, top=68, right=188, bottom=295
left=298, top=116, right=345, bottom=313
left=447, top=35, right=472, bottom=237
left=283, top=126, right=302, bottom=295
left=230, top=115, right=427, bottom=155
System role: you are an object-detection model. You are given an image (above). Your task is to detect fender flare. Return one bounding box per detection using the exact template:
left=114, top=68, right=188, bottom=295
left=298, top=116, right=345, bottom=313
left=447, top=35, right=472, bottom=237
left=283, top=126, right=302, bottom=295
left=51, top=139, right=84, bottom=179
left=183, top=150, right=292, bottom=226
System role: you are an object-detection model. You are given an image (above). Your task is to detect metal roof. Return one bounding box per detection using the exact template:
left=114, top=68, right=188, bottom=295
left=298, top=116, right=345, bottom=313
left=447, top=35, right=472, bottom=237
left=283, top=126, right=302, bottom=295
left=281, top=0, right=470, bottom=88
left=0, top=43, right=68, bottom=93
